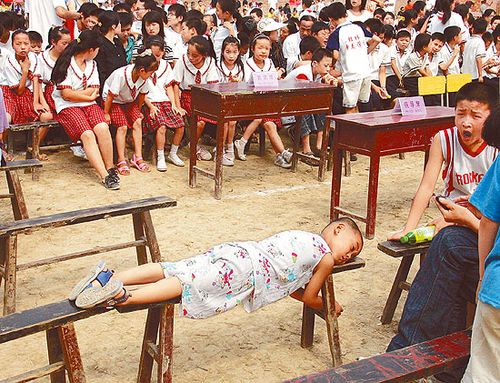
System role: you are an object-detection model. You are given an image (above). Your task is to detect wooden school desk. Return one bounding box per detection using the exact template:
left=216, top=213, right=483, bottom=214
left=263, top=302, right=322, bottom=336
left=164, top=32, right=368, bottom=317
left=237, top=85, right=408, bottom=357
left=330, top=106, right=455, bottom=239
left=189, top=80, right=335, bottom=199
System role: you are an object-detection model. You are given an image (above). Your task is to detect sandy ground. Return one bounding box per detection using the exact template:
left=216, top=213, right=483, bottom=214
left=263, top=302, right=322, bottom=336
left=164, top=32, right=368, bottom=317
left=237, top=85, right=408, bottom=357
left=0, top=137, right=443, bottom=382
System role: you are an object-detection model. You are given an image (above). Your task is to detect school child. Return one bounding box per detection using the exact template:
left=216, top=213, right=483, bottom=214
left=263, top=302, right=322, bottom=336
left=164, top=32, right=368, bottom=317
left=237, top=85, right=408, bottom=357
left=437, top=25, right=462, bottom=76
left=51, top=29, right=119, bottom=190
left=397, top=9, right=418, bottom=46
left=211, top=0, right=237, bottom=61
left=461, top=105, right=500, bottom=383
left=286, top=36, right=321, bottom=75
left=141, top=38, right=186, bottom=172
left=386, top=29, right=411, bottom=99
left=172, top=36, right=219, bottom=161
left=165, top=3, right=186, bottom=62
left=102, top=51, right=158, bottom=175
left=216, top=36, right=245, bottom=166
left=179, top=18, right=206, bottom=57
left=345, top=0, right=372, bottom=23
left=401, top=33, right=432, bottom=96
left=483, top=28, right=500, bottom=94
left=258, top=18, right=286, bottom=76
left=0, top=30, right=53, bottom=153
left=388, top=82, right=499, bottom=241
left=28, top=31, right=43, bottom=55
left=311, top=21, right=330, bottom=48
left=285, top=48, right=337, bottom=162
left=234, top=34, right=292, bottom=168
left=118, top=12, right=136, bottom=64
left=428, top=32, right=445, bottom=76
left=462, top=18, right=488, bottom=82
left=70, top=217, right=363, bottom=318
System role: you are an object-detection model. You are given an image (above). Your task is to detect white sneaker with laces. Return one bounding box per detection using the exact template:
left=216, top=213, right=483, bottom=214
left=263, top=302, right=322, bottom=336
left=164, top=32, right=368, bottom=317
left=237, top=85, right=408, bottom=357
left=167, top=152, right=185, bottom=167
left=71, top=145, right=87, bottom=160
left=281, top=148, right=293, bottom=163
left=233, top=139, right=247, bottom=161
left=196, top=146, right=212, bottom=161
left=274, top=153, right=292, bottom=169
left=213, top=149, right=235, bottom=166
left=156, top=156, right=167, bottom=172
left=225, top=150, right=235, bottom=162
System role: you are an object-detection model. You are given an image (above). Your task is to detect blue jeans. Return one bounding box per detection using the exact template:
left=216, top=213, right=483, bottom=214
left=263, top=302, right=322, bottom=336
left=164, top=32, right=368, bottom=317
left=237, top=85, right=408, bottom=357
left=387, top=226, right=479, bottom=383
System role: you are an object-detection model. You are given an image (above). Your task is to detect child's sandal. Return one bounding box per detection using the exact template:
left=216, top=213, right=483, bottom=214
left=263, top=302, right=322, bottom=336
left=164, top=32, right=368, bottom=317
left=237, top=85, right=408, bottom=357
left=117, top=160, right=130, bottom=176
left=68, top=260, right=115, bottom=301
left=75, top=279, right=123, bottom=309
left=131, top=154, right=150, bottom=173
left=104, top=288, right=130, bottom=309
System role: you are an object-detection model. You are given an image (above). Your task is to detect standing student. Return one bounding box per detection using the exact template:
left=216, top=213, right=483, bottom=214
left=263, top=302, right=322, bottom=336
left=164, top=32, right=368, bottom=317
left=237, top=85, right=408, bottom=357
left=118, top=11, right=136, bottom=64
left=401, top=33, right=432, bottom=96
left=165, top=3, right=186, bottom=61
left=438, top=25, right=462, bottom=76
left=51, top=29, right=119, bottom=190
left=142, top=37, right=186, bottom=172
left=211, top=0, right=237, bottom=61
left=233, top=34, right=293, bottom=169
left=102, top=51, right=158, bottom=175
left=172, top=36, right=219, bottom=161
left=387, top=29, right=411, bottom=99
left=462, top=18, right=488, bottom=82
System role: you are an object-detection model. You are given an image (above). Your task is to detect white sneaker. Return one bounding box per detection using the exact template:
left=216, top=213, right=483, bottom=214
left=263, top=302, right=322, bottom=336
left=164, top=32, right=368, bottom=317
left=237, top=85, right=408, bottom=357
left=167, top=152, right=185, bottom=167
left=234, top=139, right=247, bottom=161
left=226, top=151, right=235, bottom=162
left=156, top=156, right=167, bottom=172
left=281, top=148, right=293, bottom=163
left=196, top=146, right=212, bottom=161
left=71, top=145, right=87, bottom=160
left=213, top=149, right=234, bottom=167
left=274, top=153, right=292, bottom=169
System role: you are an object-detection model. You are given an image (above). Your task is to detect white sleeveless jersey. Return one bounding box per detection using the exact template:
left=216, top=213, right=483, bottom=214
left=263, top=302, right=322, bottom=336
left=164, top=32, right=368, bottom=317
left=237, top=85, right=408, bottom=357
left=440, top=127, right=498, bottom=199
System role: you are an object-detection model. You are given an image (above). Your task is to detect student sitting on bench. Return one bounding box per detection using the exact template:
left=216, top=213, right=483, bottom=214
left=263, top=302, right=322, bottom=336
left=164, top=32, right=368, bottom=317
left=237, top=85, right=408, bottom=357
left=69, top=218, right=363, bottom=318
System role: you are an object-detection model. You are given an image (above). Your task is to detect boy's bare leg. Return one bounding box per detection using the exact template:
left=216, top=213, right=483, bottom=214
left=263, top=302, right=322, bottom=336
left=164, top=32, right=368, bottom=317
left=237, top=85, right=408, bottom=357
left=118, top=277, right=182, bottom=306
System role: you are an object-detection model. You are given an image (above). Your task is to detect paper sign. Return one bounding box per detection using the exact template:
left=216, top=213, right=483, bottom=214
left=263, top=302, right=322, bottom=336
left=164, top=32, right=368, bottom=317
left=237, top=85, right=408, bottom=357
left=251, top=71, right=279, bottom=89
left=392, top=96, right=426, bottom=116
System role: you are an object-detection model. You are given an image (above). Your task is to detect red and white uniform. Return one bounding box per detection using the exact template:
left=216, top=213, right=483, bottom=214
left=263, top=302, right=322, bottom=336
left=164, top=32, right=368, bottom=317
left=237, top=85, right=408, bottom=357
left=243, top=57, right=276, bottom=82
left=0, top=51, right=40, bottom=124
left=440, top=126, right=498, bottom=199
left=38, top=49, right=57, bottom=112
left=102, top=64, right=151, bottom=129
left=143, top=59, right=183, bottom=132
left=284, top=63, right=317, bottom=81
left=52, top=56, right=106, bottom=141
left=216, top=61, right=244, bottom=83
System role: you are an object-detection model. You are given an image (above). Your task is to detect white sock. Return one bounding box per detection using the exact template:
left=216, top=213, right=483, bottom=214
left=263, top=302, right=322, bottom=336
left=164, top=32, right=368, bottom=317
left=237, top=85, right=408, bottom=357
left=239, top=138, right=247, bottom=145
left=157, top=149, right=165, bottom=159
left=170, top=145, right=179, bottom=155
left=226, top=143, right=234, bottom=153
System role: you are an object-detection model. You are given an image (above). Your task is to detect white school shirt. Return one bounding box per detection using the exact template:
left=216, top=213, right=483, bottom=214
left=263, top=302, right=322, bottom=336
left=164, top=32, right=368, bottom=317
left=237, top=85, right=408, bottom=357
left=216, top=61, right=245, bottom=83
left=211, top=21, right=237, bottom=61
left=483, top=44, right=498, bottom=79
left=387, top=45, right=410, bottom=77
left=0, top=51, right=40, bottom=92
left=439, top=126, right=498, bottom=199
left=428, top=12, right=467, bottom=37
left=243, top=57, right=276, bottom=82
left=38, top=49, right=56, bottom=90
left=282, top=32, right=301, bottom=61
left=438, top=43, right=460, bottom=75
left=172, top=54, right=219, bottom=90
left=284, top=63, right=317, bottom=82
left=368, top=42, right=391, bottom=81
left=52, top=57, right=100, bottom=113
left=147, top=59, right=175, bottom=103
left=165, top=27, right=184, bottom=61
left=401, top=51, right=430, bottom=77
left=346, top=9, right=373, bottom=23
left=102, top=64, right=151, bottom=104
left=428, top=52, right=442, bottom=77
left=286, top=53, right=301, bottom=76
left=461, top=35, right=486, bottom=80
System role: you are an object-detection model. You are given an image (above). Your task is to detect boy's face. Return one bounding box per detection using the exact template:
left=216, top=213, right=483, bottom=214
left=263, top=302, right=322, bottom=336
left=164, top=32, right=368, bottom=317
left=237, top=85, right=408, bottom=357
left=83, top=15, right=99, bottom=30
left=326, top=223, right=362, bottom=265
left=299, top=19, right=313, bottom=38
left=383, top=14, right=394, bottom=25
left=30, top=41, right=42, bottom=54
left=314, top=28, right=329, bottom=47
left=431, top=39, right=444, bottom=53
left=167, top=11, right=182, bottom=28
left=312, top=56, right=332, bottom=76
left=216, top=3, right=230, bottom=22
left=181, top=23, right=195, bottom=43
left=396, top=36, right=411, bottom=50
left=455, top=100, right=491, bottom=147
left=119, top=24, right=132, bottom=40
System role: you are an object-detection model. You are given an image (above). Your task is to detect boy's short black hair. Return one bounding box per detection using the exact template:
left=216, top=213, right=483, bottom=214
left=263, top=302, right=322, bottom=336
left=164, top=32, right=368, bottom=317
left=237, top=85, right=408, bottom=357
left=364, top=17, right=383, bottom=35
left=444, top=25, right=461, bottom=42
left=169, top=3, right=186, bottom=19
left=185, top=9, right=204, bottom=20
left=374, top=7, right=386, bottom=18
left=323, top=217, right=364, bottom=251
left=250, top=8, right=263, bottom=18
left=237, top=31, right=250, bottom=47
left=183, top=17, right=207, bottom=35
left=472, top=18, right=488, bottom=34
left=456, top=82, right=498, bottom=111
left=218, top=0, right=236, bottom=14
left=28, top=30, right=43, bottom=44
left=118, top=11, right=133, bottom=28
left=382, top=24, right=395, bottom=40
left=413, top=33, right=431, bottom=52
left=324, top=2, right=347, bottom=21
left=79, top=2, right=99, bottom=18
left=299, top=35, right=321, bottom=55
left=311, top=47, right=332, bottom=62
left=311, top=21, right=329, bottom=35
left=431, top=32, right=445, bottom=43
left=144, top=35, right=165, bottom=50
left=482, top=31, right=494, bottom=44
left=114, top=3, right=132, bottom=12
left=396, top=29, right=411, bottom=40
left=482, top=105, right=500, bottom=149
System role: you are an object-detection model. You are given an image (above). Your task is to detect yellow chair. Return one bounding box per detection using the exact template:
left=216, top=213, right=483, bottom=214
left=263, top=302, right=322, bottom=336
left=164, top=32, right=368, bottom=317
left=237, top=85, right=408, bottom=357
left=418, top=76, right=447, bottom=106
left=446, top=73, right=472, bottom=106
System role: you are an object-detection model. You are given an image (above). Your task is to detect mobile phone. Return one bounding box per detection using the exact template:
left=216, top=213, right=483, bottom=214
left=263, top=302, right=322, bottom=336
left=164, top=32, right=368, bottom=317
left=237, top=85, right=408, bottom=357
left=435, top=195, right=451, bottom=211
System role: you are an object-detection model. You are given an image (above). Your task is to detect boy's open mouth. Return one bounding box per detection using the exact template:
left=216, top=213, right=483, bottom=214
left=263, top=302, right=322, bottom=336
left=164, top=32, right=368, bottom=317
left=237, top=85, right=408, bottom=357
left=463, top=131, right=472, bottom=138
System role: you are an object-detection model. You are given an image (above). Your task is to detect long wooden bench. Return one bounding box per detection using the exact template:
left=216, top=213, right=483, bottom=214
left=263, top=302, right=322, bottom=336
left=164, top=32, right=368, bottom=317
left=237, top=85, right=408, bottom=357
left=0, top=298, right=180, bottom=383
left=0, top=160, right=42, bottom=220
left=0, top=196, right=176, bottom=315
left=378, top=240, right=430, bottom=324
left=283, top=330, right=471, bottom=383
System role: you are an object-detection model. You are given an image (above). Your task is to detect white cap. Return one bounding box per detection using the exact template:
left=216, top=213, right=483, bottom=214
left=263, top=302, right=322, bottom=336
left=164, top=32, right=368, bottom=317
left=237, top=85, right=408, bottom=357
left=299, top=9, right=317, bottom=20
left=257, top=18, right=285, bottom=33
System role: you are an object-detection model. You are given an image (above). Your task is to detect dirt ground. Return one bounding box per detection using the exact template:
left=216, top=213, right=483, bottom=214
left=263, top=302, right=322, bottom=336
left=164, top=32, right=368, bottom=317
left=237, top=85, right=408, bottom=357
left=0, top=138, right=443, bottom=382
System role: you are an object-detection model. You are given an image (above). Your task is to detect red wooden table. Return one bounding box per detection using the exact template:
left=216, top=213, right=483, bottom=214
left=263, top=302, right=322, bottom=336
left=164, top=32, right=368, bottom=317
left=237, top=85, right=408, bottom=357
left=189, top=81, right=335, bottom=199
left=330, top=107, right=455, bottom=239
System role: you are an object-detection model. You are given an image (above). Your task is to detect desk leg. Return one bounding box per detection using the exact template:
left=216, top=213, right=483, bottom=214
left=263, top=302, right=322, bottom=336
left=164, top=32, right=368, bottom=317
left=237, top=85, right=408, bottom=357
left=6, top=170, right=29, bottom=220
left=188, top=114, right=197, bottom=188
left=3, top=234, right=17, bottom=315
left=318, top=116, right=331, bottom=182
left=330, top=144, right=343, bottom=221
left=214, top=119, right=224, bottom=200
left=291, top=116, right=302, bottom=172
left=322, top=275, right=342, bottom=367
left=366, top=154, right=380, bottom=239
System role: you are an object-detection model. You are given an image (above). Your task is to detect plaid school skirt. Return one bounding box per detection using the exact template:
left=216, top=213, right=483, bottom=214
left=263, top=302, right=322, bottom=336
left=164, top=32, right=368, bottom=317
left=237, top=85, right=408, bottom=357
left=44, top=83, right=56, bottom=113
left=180, top=90, right=217, bottom=124
left=143, top=101, right=184, bottom=133
left=110, top=102, right=143, bottom=129
left=2, top=86, right=38, bottom=124
left=56, top=104, right=106, bottom=142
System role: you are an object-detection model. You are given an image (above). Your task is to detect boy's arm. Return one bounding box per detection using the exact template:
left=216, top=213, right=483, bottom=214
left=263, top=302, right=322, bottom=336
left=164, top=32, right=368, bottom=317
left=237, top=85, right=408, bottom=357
left=439, top=45, right=460, bottom=73
left=477, top=216, right=499, bottom=299
left=391, top=58, right=403, bottom=83
left=476, top=56, right=484, bottom=82
left=103, top=93, right=114, bottom=123
left=367, top=35, right=381, bottom=54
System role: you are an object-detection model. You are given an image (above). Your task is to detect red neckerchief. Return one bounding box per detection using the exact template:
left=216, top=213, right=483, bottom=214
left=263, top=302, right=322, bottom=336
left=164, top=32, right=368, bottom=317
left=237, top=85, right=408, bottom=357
left=124, top=66, right=147, bottom=98
left=70, top=60, right=96, bottom=89
left=182, top=55, right=213, bottom=84
left=152, top=61, right=169, bottom=86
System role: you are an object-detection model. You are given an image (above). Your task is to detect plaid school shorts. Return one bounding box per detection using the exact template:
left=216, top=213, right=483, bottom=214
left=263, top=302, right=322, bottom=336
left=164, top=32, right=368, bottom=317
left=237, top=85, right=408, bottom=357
left=2, top=86, right=38, bottom=124
left=56, top=104, right=107, bottom=142
left=142, top=101, right=184, bottom=132
left=109, top=102, right=142, bottom=129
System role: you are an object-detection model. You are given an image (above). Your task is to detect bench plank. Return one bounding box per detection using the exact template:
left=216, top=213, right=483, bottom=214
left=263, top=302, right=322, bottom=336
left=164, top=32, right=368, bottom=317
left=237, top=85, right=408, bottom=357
left=0, top=196, right=176, bottom=236
left=0, top=160, right=43, bottom=171
left=332, top=257, right=365, bottom=274
left=284, top=330, right=471, bottom=383
left=378, top=240, right=431, bottom=258
left=9, top=121, right=62, bottom=132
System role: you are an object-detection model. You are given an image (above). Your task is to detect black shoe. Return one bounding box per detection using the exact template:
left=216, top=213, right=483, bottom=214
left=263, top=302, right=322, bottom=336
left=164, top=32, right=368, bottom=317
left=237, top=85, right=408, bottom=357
left=103, top=174, right=120, bottom=190
left=107, top=168, right=120, bottom=184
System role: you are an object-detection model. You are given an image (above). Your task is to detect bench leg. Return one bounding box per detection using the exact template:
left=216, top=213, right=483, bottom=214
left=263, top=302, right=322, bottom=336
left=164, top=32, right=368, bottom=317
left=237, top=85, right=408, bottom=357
left=25, top=127, right=40, bottom=181
left=344, top=151, right=351, bottom=177
left=291, top=116, right=302, bottom=173
left=158, top=304, right=175, bottom=383
left=141, top=211, right=162, bottom=263
left=137, top=306, right=161, bottom=383
left=6, top=170, right=29, bottom=220
left=381, top=255, right=416, bottom=325
left=132, top=213, right=148, bottom=265
left=59, top=324, right=86, bottom=383
left=300, top=304, right=315, bottom=348
left=47, top=327, right=67, bottom=383
left=258, top=126, right=266, bottom=156
left=322, top=275, right=342, bottom=367
left=3, top=234, right=17, bottom=315
left=318, top=116, right=331, bottom=182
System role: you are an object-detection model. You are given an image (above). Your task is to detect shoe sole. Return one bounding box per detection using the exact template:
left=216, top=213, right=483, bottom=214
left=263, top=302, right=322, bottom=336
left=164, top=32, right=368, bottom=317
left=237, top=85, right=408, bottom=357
left=157, top=167, right=167, bottom=172
left=75, top=280, right=123, bottom=309
left=167, top=158, right=185, bottom=167
left=68, top=261, right=106, bottom=301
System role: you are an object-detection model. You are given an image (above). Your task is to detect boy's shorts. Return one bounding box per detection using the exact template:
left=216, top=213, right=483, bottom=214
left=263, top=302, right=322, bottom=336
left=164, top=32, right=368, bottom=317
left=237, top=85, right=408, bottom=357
left=300, top=114, right=326, bottom=138
left=342, top=77, right=371, bottom=108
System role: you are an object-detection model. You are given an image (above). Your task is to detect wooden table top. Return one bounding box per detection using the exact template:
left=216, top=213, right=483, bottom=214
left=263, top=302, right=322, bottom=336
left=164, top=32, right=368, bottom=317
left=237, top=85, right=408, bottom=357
left=191, top=79, right=335, bottom=96
left=331, top=106, right=455, bottom=129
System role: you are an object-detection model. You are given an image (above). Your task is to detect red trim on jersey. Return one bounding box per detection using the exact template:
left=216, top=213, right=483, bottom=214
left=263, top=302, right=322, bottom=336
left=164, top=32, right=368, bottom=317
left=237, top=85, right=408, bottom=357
left=295, top=73, right=309, bottom=80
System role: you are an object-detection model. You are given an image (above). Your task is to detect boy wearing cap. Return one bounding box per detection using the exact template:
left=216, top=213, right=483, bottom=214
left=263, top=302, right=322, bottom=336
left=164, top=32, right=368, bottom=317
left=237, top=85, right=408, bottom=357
left=258, top=18, right=286, bottom=75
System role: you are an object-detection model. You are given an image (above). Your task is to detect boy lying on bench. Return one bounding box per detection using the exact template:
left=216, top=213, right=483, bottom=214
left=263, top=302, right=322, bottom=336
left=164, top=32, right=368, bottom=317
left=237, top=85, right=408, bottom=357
left=69, top=218, right=363, bottom=318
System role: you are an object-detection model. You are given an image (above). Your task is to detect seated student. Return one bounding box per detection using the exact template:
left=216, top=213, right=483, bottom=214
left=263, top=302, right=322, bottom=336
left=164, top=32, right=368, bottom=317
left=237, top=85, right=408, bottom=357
left=461, top=105, right=500, bottom=383
left=285, top=48, right=337, bottom=162
left=401, top=33, right=432, bottom=96
left=387, top=83, right=498, bottom=382
left=386, top=29, right=411, bottom=100
left=27, top=31, right=43, bottom=55
left=69, top=218, right=363, bottom=319
left=286, top=35, right=321, bottom=75
left=179, top=17, right=206, bottom=57
left=429, top=32, right=445, bottom=77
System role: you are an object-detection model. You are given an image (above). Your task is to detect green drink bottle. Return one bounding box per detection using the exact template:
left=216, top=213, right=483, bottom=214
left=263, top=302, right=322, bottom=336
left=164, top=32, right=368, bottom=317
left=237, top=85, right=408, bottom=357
left=400, top=225, right=436, bottom=245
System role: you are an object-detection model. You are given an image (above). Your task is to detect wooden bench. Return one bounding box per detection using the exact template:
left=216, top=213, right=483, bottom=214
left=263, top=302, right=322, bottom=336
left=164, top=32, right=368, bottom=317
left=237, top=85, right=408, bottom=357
left=378, top=241, right=430, bottom=325
left=301, top=257, right=366, bottom=366
left=0, top=196, right=176, bottom=315
left=283, top=329, right=471, bottom=383
left=0, top=160, right=42, bottom=221
left=0, top=298, right=180, bottom=383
